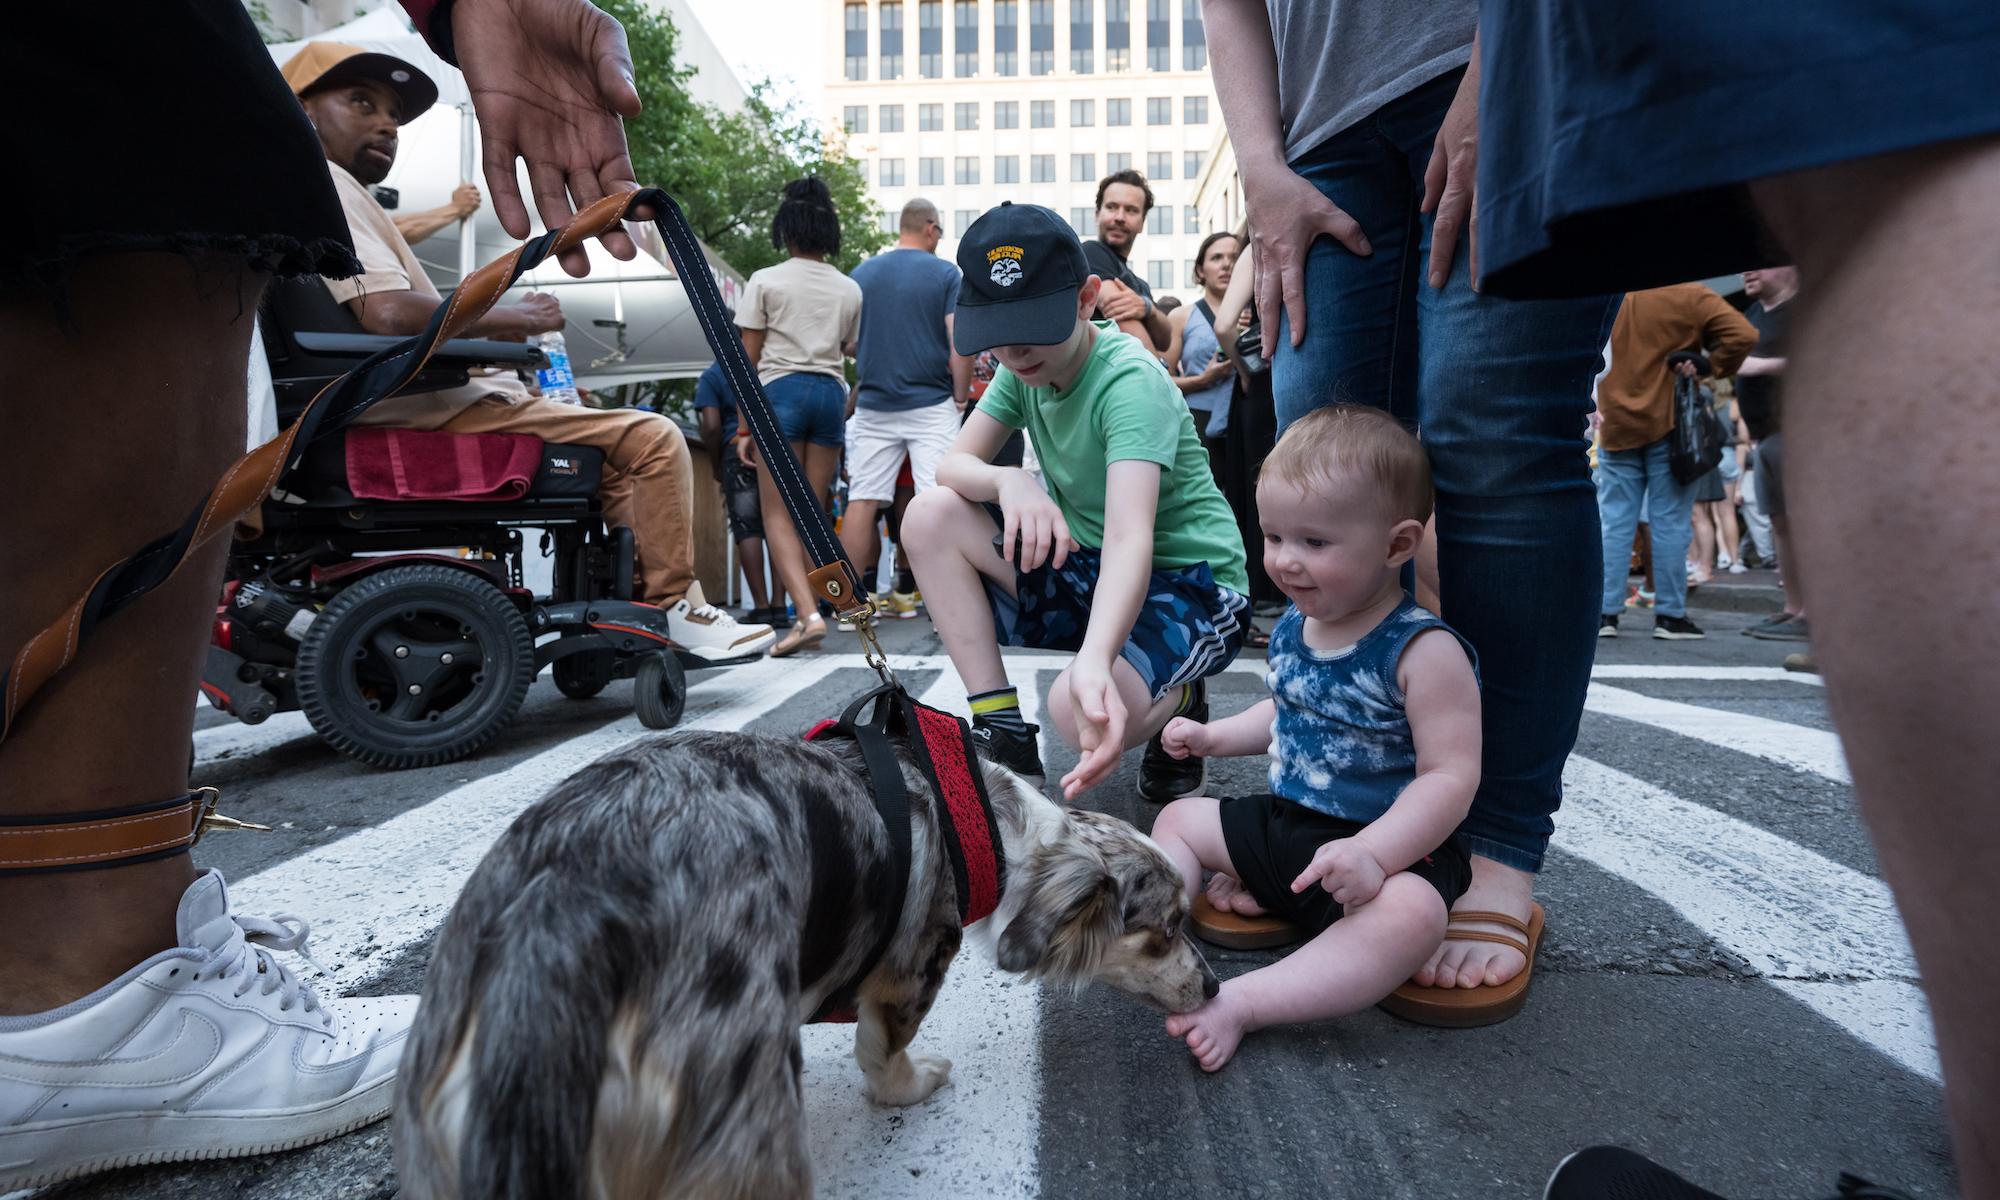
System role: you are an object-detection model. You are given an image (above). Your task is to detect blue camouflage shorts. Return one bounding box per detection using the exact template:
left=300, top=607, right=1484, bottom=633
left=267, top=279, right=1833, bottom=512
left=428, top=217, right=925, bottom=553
left=983, top=543, right=1249, bottom=702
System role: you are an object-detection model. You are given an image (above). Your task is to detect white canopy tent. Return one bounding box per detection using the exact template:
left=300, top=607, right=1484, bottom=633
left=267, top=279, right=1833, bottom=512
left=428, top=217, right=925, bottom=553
left=267, top=7, right=742, bottom=390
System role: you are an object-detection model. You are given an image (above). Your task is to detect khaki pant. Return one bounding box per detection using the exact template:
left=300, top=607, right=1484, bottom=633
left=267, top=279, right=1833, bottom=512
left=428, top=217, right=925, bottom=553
left=439, top=396, right=694, bottom=605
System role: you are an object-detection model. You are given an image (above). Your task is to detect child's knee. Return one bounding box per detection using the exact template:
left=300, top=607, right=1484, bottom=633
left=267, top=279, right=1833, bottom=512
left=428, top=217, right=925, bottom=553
left=1149, top=795, right=1217, bottom=847
left=897, top=486, right=964, bottom=553
left=1372, top=872, right=1449, bottom=935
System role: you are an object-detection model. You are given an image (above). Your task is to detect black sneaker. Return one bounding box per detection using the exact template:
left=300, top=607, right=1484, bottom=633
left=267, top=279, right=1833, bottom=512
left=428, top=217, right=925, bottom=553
left=1598, top=614, right=1619, bottom=639
left=1138, top=680, right=1207, bottom=804
left=1544, top=1145, right=1914, bottom=1200
left=970, top=720, right=1047, bottom=784
left=1653, top=614, right=1706, bottom=640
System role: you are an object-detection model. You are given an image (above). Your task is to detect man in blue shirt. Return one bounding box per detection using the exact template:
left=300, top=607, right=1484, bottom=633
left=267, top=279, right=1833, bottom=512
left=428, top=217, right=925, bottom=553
left=841, top=199, right=971, bottom=608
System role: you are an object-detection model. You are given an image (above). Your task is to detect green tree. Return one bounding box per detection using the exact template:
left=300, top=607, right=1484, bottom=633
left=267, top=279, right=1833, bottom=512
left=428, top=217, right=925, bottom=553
left=598, top=0, right=887, bottom=277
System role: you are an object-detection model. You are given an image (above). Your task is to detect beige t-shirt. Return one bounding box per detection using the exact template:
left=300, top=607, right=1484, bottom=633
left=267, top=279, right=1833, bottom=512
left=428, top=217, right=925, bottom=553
left=734, top=255, right=862, bottom=385
left=321, top=162, right=530, bottom=429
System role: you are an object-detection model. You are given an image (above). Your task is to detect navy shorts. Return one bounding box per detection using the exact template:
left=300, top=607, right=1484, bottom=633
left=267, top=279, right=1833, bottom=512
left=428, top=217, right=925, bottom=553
left=1220, top=793, right=1471, bottom=934
left=764, top=372, right=847, bottom=448
left=1475, top=0, right=2000, bottom=298
left=718, top=444, right=763, bottom=542
left=980, top=519, right=1247, bottom=702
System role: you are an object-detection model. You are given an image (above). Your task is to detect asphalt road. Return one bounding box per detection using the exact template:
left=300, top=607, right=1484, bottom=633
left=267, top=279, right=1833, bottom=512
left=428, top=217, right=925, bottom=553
left=21, top=582, right=1957, bottom=1200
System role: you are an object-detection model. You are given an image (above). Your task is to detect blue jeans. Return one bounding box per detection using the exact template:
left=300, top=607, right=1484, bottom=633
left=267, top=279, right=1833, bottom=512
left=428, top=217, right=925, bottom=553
left=1596, top=438, right=1694, bottom=619
left=763, top=371, right=847, bottom=447
left=1272, top=68, right=1621, bottom=873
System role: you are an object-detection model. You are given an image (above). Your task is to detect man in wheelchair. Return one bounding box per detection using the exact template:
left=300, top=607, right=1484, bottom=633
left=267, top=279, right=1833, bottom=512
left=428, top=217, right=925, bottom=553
left=286, top=43, right=772, bottom=661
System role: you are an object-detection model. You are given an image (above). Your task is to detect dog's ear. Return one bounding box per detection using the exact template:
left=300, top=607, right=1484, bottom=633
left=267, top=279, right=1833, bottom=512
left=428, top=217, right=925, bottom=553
left=995, top=857, right=1120, bottom=976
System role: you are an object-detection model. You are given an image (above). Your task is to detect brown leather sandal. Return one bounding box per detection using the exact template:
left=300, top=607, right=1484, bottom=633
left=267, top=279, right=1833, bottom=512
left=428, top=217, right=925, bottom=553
left=770, top=617, right=827, bottom=658
left=1377, top=902, right=1545, bottom=1028
left=1189, top=893, right=1303, bottom=951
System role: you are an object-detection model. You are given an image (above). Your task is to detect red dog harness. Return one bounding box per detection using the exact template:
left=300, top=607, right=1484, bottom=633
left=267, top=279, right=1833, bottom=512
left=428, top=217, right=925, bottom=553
left=803, top=684, right=1006, bottom=1023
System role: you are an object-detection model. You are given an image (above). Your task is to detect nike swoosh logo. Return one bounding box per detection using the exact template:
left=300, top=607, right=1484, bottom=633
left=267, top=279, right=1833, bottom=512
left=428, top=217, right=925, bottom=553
left=0, top=1009, right=222, bottom=1089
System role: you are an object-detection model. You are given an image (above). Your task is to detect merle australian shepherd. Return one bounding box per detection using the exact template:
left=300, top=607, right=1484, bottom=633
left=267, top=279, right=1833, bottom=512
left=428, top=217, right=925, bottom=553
left=393, top=727, right=1217, bottom=1199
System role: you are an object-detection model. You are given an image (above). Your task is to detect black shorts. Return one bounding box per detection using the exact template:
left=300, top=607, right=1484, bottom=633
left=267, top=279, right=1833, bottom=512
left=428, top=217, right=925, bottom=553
left=3, top=3, right=357, bottom=289
left=1753, top=433, right=1786, bottom=519
left=1219, top=793, right=1471, bottom=933
left=719, top=446, right=764, bottom=542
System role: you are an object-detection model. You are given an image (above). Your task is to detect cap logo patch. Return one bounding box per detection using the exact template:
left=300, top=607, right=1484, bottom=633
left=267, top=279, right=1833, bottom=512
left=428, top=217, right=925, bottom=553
left=391, top=69, right=411, bottom=82
left=986, top=245, right=1025, bottom=288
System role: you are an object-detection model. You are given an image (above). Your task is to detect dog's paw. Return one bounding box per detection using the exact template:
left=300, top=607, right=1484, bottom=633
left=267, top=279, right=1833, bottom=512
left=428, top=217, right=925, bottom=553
left=866, top=1053, right=954, bottom=1107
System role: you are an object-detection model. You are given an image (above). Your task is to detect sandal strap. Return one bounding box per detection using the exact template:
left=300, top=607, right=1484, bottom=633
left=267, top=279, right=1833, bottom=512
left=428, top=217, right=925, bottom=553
left=1441, top=928, right=1529, bottom=954
left=1446, top=909, right=1532, bottom=935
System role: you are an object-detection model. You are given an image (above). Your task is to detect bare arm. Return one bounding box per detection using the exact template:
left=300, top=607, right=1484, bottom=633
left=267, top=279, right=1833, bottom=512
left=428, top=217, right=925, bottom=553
left=1358, top=630, right=1482, bottom=874
left=946, top=314, right=972, bottom=409
left=935, top=409, right=1034, bottom=502
left=1737, top=354, right=1788, bottom=377
left=1161, top=696, right=1276, bottom=760
left=1060, top=460, right=1162, bottom=798
left=695, top=406, right=724, bottom=477
left=344, top=288, right=559, bottom=340
left=391, top=183, right=481, bottom=246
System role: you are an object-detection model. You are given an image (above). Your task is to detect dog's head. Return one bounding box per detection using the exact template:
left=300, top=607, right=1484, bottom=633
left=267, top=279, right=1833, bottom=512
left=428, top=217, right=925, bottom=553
left=990, top=802, right=1220, bottom=1013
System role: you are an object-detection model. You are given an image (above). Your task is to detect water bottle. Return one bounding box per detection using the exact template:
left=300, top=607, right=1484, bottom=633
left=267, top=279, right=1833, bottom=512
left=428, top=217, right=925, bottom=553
left=534, top=330, right=580, bottom=404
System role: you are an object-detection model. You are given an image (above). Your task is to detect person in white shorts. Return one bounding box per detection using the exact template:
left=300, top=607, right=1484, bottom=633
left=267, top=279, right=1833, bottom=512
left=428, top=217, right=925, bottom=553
left=840, top=199, right=971, bottom=614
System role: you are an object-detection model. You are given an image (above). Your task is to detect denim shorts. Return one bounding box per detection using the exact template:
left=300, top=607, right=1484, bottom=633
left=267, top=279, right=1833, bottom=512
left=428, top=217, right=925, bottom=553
left=762, top=371, right=847, bottom=448
left=981, top=539, right=1247, bottom=702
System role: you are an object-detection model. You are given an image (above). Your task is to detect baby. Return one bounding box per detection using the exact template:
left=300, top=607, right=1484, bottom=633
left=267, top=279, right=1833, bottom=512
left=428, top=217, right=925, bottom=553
left=1149, top=404, right=1482, bottom=1071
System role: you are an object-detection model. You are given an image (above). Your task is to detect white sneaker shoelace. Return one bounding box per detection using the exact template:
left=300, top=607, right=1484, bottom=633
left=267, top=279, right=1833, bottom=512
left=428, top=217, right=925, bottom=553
left=690, top=602, right=739, bottom=626
left=201, top=914, right=330, bottom=1025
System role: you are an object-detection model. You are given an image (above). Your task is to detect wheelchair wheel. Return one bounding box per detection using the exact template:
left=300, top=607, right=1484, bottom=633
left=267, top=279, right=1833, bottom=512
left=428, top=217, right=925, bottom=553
left=295, top=564, right=534, bottom=769
left=552, top=649, right=615, bottom=699
left=633, top=650, right=686, bottom=730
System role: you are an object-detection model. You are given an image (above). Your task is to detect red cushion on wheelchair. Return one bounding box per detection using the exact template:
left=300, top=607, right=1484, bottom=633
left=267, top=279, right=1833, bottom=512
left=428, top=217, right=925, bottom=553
left=344, top=428, right=544, bottom=502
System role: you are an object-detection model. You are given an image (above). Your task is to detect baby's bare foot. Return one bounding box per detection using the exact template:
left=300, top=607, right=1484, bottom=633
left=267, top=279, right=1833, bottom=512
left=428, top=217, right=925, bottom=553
left=1204, top=873, right=1267, bottom=916
left=1163, top=984, right=1253, bottom=1072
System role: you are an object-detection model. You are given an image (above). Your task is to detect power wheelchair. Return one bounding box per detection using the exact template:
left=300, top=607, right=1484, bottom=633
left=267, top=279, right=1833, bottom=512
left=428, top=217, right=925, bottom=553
left=198, top=277, right=749, bottom=769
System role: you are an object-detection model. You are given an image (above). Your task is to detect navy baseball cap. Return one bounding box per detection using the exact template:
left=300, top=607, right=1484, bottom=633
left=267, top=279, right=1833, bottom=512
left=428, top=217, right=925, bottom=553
left=953, top=202, right=1091, bottom=354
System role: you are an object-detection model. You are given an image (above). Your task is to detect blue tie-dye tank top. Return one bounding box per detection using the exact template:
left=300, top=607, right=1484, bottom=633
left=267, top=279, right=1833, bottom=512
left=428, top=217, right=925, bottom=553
left=1265, top=598, right=1479, bottom=823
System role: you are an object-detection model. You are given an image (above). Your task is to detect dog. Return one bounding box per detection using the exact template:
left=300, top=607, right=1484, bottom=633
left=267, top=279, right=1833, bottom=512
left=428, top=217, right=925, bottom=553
left=393, top=726, right=1219, bottom=1200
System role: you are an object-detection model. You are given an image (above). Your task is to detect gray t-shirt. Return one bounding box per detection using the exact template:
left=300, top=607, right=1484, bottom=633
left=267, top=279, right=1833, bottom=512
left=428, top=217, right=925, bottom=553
left=1267, top=0, right=1476, bottom=162
left=850, top=247, right=961, bottom=412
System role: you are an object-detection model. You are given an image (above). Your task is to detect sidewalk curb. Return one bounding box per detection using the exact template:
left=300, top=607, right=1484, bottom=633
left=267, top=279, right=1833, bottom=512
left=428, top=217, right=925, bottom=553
left=1686, top=575, right=1786, bottom=615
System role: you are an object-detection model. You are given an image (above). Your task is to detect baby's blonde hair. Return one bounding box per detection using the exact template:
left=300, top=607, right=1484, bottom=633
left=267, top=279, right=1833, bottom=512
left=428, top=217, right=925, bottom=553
left=1260, top=404, right=1433, bottom=524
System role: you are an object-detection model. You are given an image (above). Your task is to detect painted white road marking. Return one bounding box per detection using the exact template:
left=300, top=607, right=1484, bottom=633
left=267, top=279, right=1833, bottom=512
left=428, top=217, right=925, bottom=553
left=1588, top=664, right=1822, bottom=685
left=1585, top=683, right=1849, bottom=783
left=1557, top=755, right=1934, bottom=1080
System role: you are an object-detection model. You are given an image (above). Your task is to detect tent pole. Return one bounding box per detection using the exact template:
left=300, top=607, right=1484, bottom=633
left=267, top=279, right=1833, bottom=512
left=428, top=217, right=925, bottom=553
left=457, top=104, right=477, bottom=283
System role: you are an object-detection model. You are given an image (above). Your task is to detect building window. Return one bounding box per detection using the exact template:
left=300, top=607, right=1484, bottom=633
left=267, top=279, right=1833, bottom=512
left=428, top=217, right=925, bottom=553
left=1070, top=207, right=1093, bottom=237
left=954, top=0, right=980, bottom=76
left=1031, top=99, right=1054, bottom=127
left=995, top=100, right=1019, bottom=129
left=996, top=155, right=1020, bottom=183
left=1029, top=0, right=1054, bottom=74
left=880, top=158, right=906, bottom=187
left=1146, top=0, right=1169, bottom=70
left=956, top=101, right=980, bottom=130
left=919, top=0, right=943, bottom=77
left=844, top=3, right=867, bottom=80
left=1184, top=95, right=1207, bottom=124
left=1107, top=98, right=1131, bottom=126
left=1031, top=154, right=1055, bottom=182
left=920, top=156, right=944, bottom=185
left=994, top=0, right=1018, bottom=75
left=1105, top=0, right=1130, bottom=71
left=1146, top=96, right=1171, bottom=125
left=1070, top=98, right=1094, bottom=126
left=1182, top=0, right=1205, bottom=69
left=880, top=103, right=904, bottom=131
left=843, top=106, right=868, bottom=134
left=881, top=212, right=898, bottom=234
left=1147, top=150, right=1171, bottom=179
left=1183, top=204, right=1199, bottom=234
left=919, top=103, right=943, bottom=131
left=957, top=209, right=980, bottom=236
left=1071, top=153, right=1096, bottom=182
left=1148, top=258, right=1174, bottom=290
left=1146, top=205, right=1169, bottom=235
left=1106, top=152, right=1130, bottom=174
left=880, top=1, right=905, bottom=79
left=1185, top=149, right=1206, bottom=178
left=1070, top=0, right=1094, bottom=73
left=956, top=156, right=981, bottom=185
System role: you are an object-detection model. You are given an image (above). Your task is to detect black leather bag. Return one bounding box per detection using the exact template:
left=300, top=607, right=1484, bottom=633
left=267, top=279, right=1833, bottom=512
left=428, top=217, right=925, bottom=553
left=1667, top=371, right=1724, bottom=485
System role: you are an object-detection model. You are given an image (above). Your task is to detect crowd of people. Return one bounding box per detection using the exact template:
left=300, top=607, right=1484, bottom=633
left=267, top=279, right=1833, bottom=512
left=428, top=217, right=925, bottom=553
left=2, top=0, right=1995, bottom=1196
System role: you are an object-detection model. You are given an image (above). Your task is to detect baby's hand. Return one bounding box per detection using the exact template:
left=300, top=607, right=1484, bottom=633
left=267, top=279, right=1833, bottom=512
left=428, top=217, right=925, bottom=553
left=1291, top=839, right=1386, bottom=908
left=1159, top=716, right=1207, bottom=760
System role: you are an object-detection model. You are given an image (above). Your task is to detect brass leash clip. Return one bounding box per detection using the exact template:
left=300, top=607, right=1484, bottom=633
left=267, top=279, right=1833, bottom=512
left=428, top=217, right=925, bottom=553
left=190, top=786, right=274, bottom=846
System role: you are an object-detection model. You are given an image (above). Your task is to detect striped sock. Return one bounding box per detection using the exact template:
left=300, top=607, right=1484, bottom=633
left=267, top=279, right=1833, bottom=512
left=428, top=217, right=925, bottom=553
left=970, top=687, right=1029, bottom=734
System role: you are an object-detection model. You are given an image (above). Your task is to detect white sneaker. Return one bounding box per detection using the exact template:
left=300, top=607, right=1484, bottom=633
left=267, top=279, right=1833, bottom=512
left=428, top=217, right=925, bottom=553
left=1728, top=561, right=1747, bottom=575
left=1715, top=552, right=1735, bottom=571
left=0, top=871, right=416, bottom=1190
left=664, top=580, right=775, bottom=661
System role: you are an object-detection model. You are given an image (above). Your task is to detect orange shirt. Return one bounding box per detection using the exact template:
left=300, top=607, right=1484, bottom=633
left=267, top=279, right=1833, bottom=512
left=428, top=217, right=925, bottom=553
left=1597, top=283, right=1757, bottom=452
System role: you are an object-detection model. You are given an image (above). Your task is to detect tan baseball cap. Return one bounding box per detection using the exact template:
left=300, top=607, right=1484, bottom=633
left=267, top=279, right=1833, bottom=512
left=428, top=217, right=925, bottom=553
left=280, top=41, right=439, bottom=125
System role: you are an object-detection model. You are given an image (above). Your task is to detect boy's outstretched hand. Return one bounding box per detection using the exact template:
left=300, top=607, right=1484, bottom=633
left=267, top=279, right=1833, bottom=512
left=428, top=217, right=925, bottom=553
left=1292, top=838, right=1385, bottom=908
left=1159, top=716, right=1208, bottom=760
left=1059, top=661, right=1128, bottom=800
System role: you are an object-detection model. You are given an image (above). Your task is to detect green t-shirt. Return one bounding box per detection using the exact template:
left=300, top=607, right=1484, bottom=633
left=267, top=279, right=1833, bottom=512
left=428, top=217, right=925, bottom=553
left=977, top=323, right=1249, bottom=595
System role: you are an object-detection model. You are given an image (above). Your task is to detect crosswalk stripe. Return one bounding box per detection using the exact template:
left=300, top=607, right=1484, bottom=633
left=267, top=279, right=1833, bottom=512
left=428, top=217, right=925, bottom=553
left=1588, top=665, right=1823, bottom=685
left=1584, top=683, right=1849, bottom=783
left=801, top=662, right=1048, bottom=1199
left=228, top=656, right=850, bottom=989
left=1556, top=755, right=1934, bottom=1080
